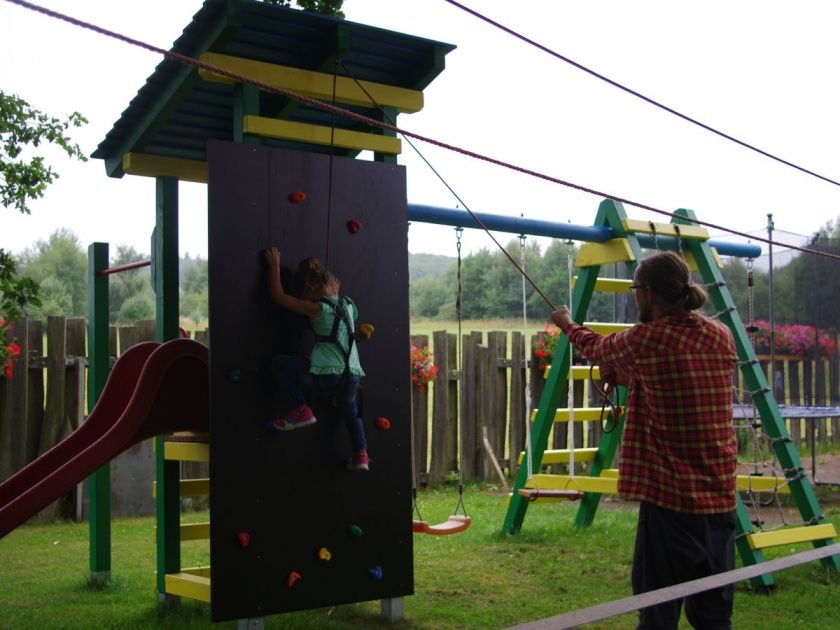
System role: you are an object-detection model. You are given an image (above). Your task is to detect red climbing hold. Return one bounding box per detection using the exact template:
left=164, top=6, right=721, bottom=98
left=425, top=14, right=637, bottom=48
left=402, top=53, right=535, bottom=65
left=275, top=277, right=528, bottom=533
left=375, top=417, right=391, bottom=431
left=287, top=571, right=302, bottom=588
left=237, top=532, right=251, bottom=548
left=347, top=219, right=362, bottom=234
left=289, top=191, right=307, bottom=203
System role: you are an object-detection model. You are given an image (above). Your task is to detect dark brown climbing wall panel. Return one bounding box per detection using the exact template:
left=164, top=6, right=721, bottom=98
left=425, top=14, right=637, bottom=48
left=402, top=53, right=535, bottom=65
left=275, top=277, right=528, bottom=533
left=207, top=140, right=412, bottom=622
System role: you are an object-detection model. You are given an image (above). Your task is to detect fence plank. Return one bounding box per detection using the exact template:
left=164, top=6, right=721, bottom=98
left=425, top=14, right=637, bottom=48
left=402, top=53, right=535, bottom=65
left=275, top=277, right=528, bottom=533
left=831, top=352, right=840, bottom=446
left=64, top=319, right=86, bottom=432
left=816, top=358, right=828, bottom=446
left=26, top=319, right=44, bottom=465
left=476, top=344, right=492, bottom=480
left=488, top=332, right=508, bottom=470
left=0, top=319, right=30, bottom=482
left=40, top=317, right=67, bottom=455
left=428, top=331, right=453, bottom=485
left=803, top=360, right=813, bottom=447
left=460, top=332, right=481, bottom=482
left=508, top=332, right=525, bottom=478
left=789, top=360, right=801, bottom=445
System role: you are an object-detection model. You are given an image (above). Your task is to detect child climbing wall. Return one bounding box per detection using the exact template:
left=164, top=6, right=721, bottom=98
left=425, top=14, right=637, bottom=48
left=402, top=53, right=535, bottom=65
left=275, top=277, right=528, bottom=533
left=207, top=140, right=413, bottom=622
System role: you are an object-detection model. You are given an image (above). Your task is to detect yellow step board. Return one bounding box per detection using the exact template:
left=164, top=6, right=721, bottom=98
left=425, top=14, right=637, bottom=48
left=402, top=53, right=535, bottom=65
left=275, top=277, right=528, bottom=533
left=530, top=407, right=618, bottom=423
left=746, top=523, right=837, bottom=550
left=165, top=572, right=211, bottom=603
left=525, top=472, right=790, bottom=496
left=517, top=448, right=599, bottom=465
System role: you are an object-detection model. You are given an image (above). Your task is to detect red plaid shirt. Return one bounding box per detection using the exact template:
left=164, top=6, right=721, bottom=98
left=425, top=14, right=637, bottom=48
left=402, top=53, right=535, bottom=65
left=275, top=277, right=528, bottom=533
left=563, top=314, right=738, bottom=513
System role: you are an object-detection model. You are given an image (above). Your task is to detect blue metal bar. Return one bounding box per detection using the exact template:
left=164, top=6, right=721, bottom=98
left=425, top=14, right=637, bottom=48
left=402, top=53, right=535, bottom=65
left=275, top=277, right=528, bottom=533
left=407, top=204, right=762, bottom=259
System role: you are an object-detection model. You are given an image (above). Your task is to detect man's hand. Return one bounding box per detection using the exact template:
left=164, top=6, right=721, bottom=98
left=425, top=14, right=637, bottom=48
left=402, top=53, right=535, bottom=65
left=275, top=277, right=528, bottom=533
left=551, top=305, right=573, bottom=329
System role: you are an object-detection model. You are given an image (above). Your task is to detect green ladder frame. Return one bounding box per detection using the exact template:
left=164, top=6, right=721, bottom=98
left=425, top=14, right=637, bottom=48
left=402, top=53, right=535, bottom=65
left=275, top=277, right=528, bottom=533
left=502, top=199, right=840, bottom=588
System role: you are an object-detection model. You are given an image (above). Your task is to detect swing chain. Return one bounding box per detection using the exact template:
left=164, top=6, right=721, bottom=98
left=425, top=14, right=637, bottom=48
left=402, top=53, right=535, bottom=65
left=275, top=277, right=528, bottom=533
left=649, top=221, right=660, bottom=250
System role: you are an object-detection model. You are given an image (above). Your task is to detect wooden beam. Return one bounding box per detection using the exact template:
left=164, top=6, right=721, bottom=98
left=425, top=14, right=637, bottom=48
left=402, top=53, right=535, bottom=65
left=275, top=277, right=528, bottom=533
left=622, top=219, right=709, bottom=240
left=165, top=572, right=211, bottom=602
left=576, top=239, right=636, bottom=267
left=243, top=115, right=401, bottom=154
left=746, top=523, right=836, bottom=550
left=198, top=52, right=424, bottom=113
left=123, top=153, right=208, bottom=183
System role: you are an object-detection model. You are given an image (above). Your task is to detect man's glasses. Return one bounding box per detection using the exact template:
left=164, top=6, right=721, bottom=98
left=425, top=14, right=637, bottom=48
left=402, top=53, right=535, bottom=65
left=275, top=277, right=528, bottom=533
left=629, top=284, right=646, bottom=294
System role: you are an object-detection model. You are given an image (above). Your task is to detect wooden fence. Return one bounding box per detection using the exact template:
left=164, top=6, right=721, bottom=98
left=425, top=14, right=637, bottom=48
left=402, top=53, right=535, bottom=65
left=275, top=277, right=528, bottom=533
left=0, top=318, right=209, bottom=520
left=2, top=319, right=839, bottom=519
left=411, top=331, right=840, bottom=484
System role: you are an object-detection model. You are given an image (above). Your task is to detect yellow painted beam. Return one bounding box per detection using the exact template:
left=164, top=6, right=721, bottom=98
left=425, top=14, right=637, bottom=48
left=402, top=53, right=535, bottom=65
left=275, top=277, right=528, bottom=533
left=181, top=566, right=211, bottom=578
left=544, top=365, right=603, bottom=380
left=622, top=219, right=709, bottom=240
left=573, top=277, right=633, bottom=293
left=154, top=522, right=210, bottom=542
left=530, top=407, right=615, bottom=423
left=585, top=322, right=633, bottom=335
left=164, top=441, right=209, bottom=462
left=198, top=52, right=424, bottom=113
left=684, top=248, right=724, bottom=271
left=576, top=239, right=636, bottom=267
left=243, top=115, right=401, bottom=154
left=517, top=448, right=599, bottom=465
left=737, top=475, right=791, bottom=494
left=122, top=153, right=208, bottom=183
left=165, top=572, right=211, bottom=602
left=153, top=478, right=210, bottom=498
left=528, top=474, right=618, bottom=494
left=746, top=524, right=836, bottom=550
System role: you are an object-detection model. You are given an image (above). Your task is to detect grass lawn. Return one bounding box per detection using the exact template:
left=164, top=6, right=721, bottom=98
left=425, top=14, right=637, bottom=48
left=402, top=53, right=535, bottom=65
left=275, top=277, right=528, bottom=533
left=2, top=485, right=840, bottom=629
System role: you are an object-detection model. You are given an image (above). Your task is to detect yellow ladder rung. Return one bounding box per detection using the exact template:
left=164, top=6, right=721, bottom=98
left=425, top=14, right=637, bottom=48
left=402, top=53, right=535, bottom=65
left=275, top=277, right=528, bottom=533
left=164, top=572, right=211, bottom=602
left=528, top=474, right=618, bottom=494
left=585, top=322, right=632, bottom=334
left=746, top=523, right=837, bottom=550
left=736, top=475, right=791, bottom=494
left=573, top=277, right=633, bottom=293
left=164, top=441, right=210, bottom=462
left=576, top=239, right=636, bottom=267
left=517, top=448, right=599, bottom=465
left=544, top=365, right=602, bottom=380
left=154, top=522, right=210, bottom=542
left=621, top=218, right=709, bottom=240
left=530, top=407, right=614, bottom=423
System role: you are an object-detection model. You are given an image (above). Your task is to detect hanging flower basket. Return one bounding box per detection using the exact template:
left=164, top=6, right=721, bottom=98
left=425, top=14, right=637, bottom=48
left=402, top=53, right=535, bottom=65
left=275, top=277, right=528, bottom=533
left=410, top=344, right=439, bottom=391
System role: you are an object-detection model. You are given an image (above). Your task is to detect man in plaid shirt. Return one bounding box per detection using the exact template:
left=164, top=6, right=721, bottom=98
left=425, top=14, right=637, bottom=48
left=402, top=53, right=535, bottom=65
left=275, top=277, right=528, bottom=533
left=553, top=251, right=738, bottom=630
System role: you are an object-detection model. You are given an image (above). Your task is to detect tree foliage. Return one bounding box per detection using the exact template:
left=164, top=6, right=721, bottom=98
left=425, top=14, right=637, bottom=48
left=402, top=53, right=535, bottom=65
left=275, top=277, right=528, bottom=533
left=1, top=91, right=87, bottom=215
left=262, top=0, right=344, bottom=18
left=18, top=229, right=88, bottom=318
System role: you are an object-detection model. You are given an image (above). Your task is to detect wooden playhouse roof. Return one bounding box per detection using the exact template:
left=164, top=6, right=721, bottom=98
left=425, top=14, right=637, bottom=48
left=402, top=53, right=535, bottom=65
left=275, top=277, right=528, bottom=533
left=92, top=0, right=455, bottom=177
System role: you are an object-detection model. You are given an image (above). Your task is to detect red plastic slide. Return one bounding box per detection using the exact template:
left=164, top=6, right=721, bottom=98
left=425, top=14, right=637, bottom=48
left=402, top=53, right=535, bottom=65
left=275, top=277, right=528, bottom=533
left=0, top=338, right=209, bottom=539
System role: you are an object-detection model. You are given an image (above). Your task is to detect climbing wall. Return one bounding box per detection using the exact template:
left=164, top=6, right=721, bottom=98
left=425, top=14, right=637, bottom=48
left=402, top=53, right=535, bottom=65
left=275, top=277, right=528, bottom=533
left=207, top=140, right=413, bottom=622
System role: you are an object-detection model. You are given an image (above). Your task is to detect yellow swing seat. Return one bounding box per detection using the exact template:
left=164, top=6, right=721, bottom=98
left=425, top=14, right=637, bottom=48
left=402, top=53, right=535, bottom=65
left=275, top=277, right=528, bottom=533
left=412, top=515, right=472, bottom=535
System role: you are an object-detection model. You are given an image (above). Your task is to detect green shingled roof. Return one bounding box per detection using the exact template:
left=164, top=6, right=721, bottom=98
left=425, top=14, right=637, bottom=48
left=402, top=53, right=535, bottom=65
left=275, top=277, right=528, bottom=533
left=92, top=0, right=455, bottom=177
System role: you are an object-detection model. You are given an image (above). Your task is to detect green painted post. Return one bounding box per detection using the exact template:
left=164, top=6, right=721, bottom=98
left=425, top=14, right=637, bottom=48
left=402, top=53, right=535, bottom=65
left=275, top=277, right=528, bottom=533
left=154, top=177, right=182, bottom=600
left=374, top=105, right=398, bottom=165
left=87, top=242, right=111, bottom=583
left=234, top=83, right=260, bottom=145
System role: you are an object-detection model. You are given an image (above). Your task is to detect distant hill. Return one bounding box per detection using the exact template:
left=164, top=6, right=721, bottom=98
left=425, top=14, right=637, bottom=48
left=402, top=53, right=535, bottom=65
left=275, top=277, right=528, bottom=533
left=409, top=252, right=454, bottom=282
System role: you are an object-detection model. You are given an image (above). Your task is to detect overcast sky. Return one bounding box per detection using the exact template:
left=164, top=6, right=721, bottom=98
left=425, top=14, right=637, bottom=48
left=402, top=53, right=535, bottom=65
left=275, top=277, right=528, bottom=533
left=2, top=0, right=839, bottom=261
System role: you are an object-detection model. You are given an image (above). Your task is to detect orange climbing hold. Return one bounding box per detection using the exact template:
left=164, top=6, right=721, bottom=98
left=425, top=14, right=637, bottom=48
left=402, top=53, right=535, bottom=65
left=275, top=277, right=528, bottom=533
left=358, top=323, right=375, bottom=339
left=375, top=417, right=391, bottom=431
left=347, top=219, right=362, bottom=233
left=237, top=532, right=251, bottom=548
left=287, top=571, right=302, bottom=588
left=289, top=191, right=307, bottom=203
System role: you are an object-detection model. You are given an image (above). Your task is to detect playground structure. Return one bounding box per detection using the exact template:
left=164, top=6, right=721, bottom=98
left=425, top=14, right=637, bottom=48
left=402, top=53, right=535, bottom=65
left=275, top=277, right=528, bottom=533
left=2, top=0, right=840, bottom=626
left=501, top=198, right=840, bottom=590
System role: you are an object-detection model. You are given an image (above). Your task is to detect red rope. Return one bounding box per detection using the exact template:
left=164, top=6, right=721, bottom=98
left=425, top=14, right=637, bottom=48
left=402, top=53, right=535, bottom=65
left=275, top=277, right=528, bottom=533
left=6, top=0, right=840, bottom=263
left=444, top=0, right=840, bottom=190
